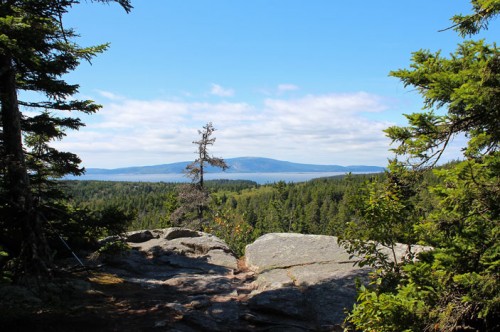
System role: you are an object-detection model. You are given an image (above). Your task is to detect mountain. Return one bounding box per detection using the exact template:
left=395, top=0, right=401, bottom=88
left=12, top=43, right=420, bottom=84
left=85, top=157, right=384, bottom=175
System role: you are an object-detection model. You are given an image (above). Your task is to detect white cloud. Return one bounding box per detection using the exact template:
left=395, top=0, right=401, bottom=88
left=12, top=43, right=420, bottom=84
left=210, top=84, right=234, bottom=97
left=96, top=90, right=125, bottom=101
left=53, top=91, right=398, bottom=168
left=277, top=84, right=299, bottom=92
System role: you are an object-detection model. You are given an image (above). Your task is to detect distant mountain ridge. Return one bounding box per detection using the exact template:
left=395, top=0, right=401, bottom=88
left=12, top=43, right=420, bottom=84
left=85, top=157, right=384, bottom=175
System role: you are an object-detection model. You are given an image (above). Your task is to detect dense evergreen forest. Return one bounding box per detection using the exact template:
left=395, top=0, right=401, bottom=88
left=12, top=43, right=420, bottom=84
left=60, top=179, right=258, bottom=233
left=60, top=171, right=435, bottom=255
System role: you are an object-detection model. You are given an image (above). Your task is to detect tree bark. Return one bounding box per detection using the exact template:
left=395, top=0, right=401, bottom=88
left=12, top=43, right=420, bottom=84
left=0, top=54, right=52, bottom=278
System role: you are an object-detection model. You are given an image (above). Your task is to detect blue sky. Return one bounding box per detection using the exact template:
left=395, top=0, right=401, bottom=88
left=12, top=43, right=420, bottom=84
left=47, top=1, right=498, bottom=168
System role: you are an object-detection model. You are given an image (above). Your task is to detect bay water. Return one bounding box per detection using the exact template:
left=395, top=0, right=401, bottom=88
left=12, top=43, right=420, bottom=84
left=64, top=172, right=367, bottom=185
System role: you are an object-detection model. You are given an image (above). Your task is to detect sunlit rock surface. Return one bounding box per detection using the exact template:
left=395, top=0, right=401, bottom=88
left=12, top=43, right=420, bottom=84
left=94, top=229, right=422, bottom=330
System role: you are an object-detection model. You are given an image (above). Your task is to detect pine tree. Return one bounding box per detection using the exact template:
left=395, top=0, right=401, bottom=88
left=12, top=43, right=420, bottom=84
left=172, top=122, right=228, bottom=228
left=185, top=122, right=229, bottom=189
left=344, top=1, right=499, bottom=330
left=0, top=0, right=132, bottom=277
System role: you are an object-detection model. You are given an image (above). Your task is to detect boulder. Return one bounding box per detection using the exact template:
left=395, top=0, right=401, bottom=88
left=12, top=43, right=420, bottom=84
left=245, top=233, right=365, bottom=287
left=125, top=228, right=238, bottom=271
left=244, top=233, right=430, bottom=328
left=246, top=233, right=356, bottom=272
left=97, top=228, right=238, bottom=278
left=125, top=230, right=156, bottom=243
left=245, top=233, right=370, bottom=328
left=164, top=227, right=201, bottom=240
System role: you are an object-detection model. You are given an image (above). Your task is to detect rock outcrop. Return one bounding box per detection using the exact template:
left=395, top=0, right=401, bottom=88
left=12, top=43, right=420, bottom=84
left=245, top=233, right=370, bottom=329
left=97, top=228, right=254, bottom=331
left=94, top=229, right=419, bottom=331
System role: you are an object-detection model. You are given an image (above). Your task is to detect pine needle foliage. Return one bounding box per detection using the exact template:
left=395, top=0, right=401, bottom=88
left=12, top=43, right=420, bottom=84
left=0, top=0, right=132, bottom=278
left=343, top=1, right=499, bottom=331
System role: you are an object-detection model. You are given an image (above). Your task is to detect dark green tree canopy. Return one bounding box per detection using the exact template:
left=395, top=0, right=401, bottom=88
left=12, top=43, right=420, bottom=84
left=386, top=40, right=499, bottom=167
left=1, top=0, right=130, bottom=113
left=0, top=0, right=132, bottom=277
left=344, top=1, right=499, bottom=330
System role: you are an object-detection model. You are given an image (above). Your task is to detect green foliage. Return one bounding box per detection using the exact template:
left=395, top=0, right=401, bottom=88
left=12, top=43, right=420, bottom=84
left=171, top=183, right=210, bottom=229
left=346, top=282, right=428, bottom=332
left=0, top=246, right=12, bottom=284
left=61, top=180, right=259, bottom=231
left=62, top=180, right=177, bottom=230
left=339, top=162, right=424, bottom=277
left=0, top=0, right=132, bottom=276
left=61, top=175, right=390, bottom=256
left=205, top=201, right=255, bottom=257
left=387, top=40, right=499, bottom=166
left=44, top=203, right=134, bottom=253
left=449, top=0, right=500, bottom=37
left=93, top=206, right=135, bottom=237
left=344, top=2, right=500, bottom=331
left=97, top=240, right=130, bottom=255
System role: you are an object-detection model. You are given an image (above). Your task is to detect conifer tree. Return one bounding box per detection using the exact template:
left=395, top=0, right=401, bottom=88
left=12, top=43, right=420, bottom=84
left=172, top=122, right=228, bottom=228
left=186, top=122, right=229, bottom=189
left=0, top=0, right=132, bottom=277
left=344, top=1, right=499, bottom=330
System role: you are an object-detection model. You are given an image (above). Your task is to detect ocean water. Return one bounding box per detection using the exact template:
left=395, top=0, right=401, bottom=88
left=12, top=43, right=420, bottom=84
left=64, top=172, right=365, bottom=185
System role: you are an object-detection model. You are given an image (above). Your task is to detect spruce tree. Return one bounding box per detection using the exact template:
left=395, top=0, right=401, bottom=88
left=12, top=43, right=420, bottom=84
left=344, top=1, right=499, bottom=330
left=172, top=122, right=228, bottom=228
left=0, top=0, right=132, bottom=277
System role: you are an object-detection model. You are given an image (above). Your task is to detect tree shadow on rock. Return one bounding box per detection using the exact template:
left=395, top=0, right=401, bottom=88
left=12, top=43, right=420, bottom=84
left=246, top=268, right=371, bottom=331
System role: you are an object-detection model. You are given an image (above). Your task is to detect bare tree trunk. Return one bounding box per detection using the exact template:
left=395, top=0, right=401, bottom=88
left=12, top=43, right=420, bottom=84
left=0, top=54, right=52, bottom=278
left=199, top=161, right=204, bottom=189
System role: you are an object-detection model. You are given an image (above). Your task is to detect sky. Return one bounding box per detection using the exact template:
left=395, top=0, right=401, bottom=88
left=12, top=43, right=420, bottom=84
left=43, top=1, right=498, bottom=168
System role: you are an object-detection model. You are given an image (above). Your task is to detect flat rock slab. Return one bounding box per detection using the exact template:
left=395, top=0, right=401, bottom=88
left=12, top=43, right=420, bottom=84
left=245, top=233, right=362, bottom=284
left=245, top=233, right=370, bottom=327
left=245, top=233, right=356, bottom=273
left=244, top=233, right=430, bottom=328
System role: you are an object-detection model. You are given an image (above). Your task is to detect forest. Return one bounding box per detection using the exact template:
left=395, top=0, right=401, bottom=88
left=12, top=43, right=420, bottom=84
left=59, top=170, right=433, bottom=256
left=0, top=1, right=498, bottom=331
left=59, top=175, right=373, bottom=253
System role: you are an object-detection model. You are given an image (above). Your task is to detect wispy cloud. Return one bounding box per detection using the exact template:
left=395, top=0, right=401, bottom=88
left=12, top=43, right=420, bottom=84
left=210, top=84, right=235, bottom=97
left=277, top=84, right=299, bottom=93
left=54, top=91, right=395, bottom=168
left=96, top=90, right=125, bottom=101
